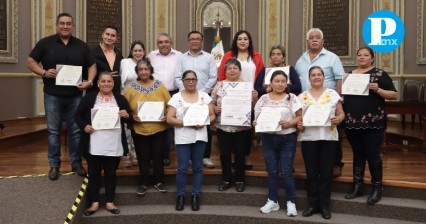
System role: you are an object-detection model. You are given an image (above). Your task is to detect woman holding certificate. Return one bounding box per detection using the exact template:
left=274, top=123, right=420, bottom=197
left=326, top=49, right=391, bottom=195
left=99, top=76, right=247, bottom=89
left=212, top=58, right=258, bottom=193
left=253, top=70, right=302, bottom=216
left=343, top=47, right=397, bottom=204
left=167, top=70, right=216, bottom=211
left=124, top=59, right=171, bottom=195
left=75, top=72, right=133, bottom=216
left=297, top=66, right=344, bottom=219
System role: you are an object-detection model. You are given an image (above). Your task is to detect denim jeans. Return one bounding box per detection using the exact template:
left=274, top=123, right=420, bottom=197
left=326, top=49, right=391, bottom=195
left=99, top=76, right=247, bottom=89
left=176, top=141, right=206, bottom=196
left=262, top=132, right=297, bottom=203
left=44, top=93, right=81, bottom=168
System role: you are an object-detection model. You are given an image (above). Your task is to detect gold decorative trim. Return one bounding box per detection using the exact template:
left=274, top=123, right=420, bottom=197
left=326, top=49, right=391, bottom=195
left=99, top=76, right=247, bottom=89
left=416, top=0, right=426, bottom=64
left=302, top=0, right=359, bottom=66
left=146, top=0, right=176, bottom=53
left=0, top=0, right=18, bottom=63
left=31, top=0, right=62, bottom=48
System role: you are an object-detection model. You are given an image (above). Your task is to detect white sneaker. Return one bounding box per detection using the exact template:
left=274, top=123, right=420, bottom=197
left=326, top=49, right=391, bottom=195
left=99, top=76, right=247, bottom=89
left=203, top=158, right=215, bottom=168
left=286, top=201, right=297, bottom=217
left=260, top=199, right=280, bottom=213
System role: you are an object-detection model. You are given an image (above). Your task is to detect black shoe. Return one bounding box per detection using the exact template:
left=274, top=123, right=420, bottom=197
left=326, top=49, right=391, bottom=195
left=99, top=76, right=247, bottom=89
left=72, top=165, right=87, bottom=177
left=154, top=183, right=168, bottom=193
left=245, top=165, right=253, bottom=170
left=302, top=207, right=319, bottom=217
left=218, top=181, right=231, bottom=191
left=48, top=167, right=60, bottom=180
left=320, top=208, right=331, bottom=219
left=136, top=185, right=148, bottom=195
left=235, top=182, right=245, bottom=192
left=176, top=196, right=185, bottom=211
left=107, top=208, right=120, bottom=214
left=191, top=195, right=200, bottom=211
left=163, top=158, right=171, bottom=166
left=83, top=209, right=98, bottom=216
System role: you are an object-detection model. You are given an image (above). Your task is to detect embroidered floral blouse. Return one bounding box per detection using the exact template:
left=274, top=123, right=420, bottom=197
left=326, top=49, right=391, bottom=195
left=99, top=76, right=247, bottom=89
left=343, top=67, right=396, bottom=130
left=298, top=88, right=342, bottom=141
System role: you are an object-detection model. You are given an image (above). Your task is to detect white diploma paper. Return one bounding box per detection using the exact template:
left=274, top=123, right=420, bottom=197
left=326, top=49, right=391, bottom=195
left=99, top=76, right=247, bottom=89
left=55, top=65, right=82, bottom=86
left=255, top=110, right=282, bottom=133
left=138, top=101, right=164, bottom=122
left=183, top=104, right=210, bottom=126
left=303, top=105, right=331, bottom=126
left=264, top=66, right=290, bottom=85
left=342, top=73, right=370, bottom=96
left=91, top=107, right=120, bottom=130
left=220, top=82, right=252, bottom=126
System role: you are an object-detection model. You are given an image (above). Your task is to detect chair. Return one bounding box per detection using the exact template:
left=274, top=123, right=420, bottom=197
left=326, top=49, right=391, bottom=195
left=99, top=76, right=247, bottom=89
left=401, top=80, right=425, bottom=128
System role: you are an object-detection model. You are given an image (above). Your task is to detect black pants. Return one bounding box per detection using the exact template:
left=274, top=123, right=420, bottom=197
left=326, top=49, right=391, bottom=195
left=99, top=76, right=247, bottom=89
left=203, top=125, right=212, bottom=158
left=132, top=130, right=166, bottom=186
left=301, top=140, right=337, bottom=209
left=86, top=155, right=120, bottom=203
left=217, top=129, right=250, bottom=182
left=345, top=129, right=383, bottom=164
left=334, top=125, right=344, bottom=168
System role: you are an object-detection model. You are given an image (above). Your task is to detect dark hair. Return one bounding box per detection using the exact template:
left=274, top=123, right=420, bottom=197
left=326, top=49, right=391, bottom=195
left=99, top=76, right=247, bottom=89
left=308, top=66, right=324, bottom=77
left=103, top=26, right=119, bottom=34
left=270, top=70, right=290, bottom=94
left=135, top=59, right=154, bottom=80
left=269, top=45, right=286, bottom=58
left=231, top=30, right=254, bottom=60
left=187, top=31, right=204, bottom=40
left=182, top=70, right=198, bottom=80
left=56, top=12, right=73, bottom=24
left=356, top=46, right=375, bottom=65
left=128, top=40, right=146, bottom=58
left=224, top=58, right=241, bottom=72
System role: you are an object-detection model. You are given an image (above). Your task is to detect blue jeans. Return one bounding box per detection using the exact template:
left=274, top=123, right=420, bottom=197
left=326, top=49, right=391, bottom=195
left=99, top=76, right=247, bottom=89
left=262, top=132, right=297, bottom=203
left=44, top=93, right=81, bottom=168
left=176, top=141, right=206, bottom=196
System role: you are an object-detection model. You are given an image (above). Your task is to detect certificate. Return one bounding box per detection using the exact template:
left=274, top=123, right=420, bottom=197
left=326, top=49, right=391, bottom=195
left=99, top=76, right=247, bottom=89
left=91, top=107, right=120, bottom=130
left=264, top=66, right=290, bottom=85
left=220, top=82, right=252, bottom=126
left=342, top=73, right=370, bottom=96
left=183, top=104, right=210, bottom=126
left=255, top=110, right=282, bottom=132
left=303, top=105, right=331, bottom=126
left=55, top=65, right=82, bottom=86
left=138, top=101, right=164, bottom=122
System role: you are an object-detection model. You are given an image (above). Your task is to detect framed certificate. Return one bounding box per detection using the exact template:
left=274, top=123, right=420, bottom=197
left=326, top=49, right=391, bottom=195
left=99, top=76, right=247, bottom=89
left=91, top=107, right=120, bottom=130
left=220, top=82, right=252, bottom=126
left=303, top=104, right=331, bottom=126
left=264, top=66, right=290, bottom=85
left=138, top=101, right=164, bottom=122
left=55, top=65, right=83, bottom=86
left=183, top=104, right=210, bottom=126
left=255, top=110, right=282, bottom=133
left=342, top=73, right=370, bottom=95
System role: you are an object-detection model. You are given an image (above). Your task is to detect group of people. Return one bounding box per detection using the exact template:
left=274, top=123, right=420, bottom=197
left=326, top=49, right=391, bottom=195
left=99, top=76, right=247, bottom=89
left=27, top=12, right=397, bottom=219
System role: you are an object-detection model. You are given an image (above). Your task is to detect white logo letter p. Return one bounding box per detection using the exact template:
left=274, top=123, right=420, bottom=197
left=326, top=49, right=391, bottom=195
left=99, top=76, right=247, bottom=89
left=368, top=18, right=396, bottom=45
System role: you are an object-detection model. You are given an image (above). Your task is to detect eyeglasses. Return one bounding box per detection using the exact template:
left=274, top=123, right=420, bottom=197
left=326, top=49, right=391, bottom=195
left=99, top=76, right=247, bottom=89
left=183, top=78, right=197, bottom=83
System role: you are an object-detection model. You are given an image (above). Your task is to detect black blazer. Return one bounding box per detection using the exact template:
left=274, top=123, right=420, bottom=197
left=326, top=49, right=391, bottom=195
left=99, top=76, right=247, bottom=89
left=89, top=44, right=124, bottom=94
left=75, top=91, right=133, bottom=158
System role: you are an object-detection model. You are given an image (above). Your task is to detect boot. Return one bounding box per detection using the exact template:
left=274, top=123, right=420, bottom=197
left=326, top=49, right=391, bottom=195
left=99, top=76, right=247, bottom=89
left=367, top=160, right=383, bottom=205
left=345, top=157, right=365, bottom=199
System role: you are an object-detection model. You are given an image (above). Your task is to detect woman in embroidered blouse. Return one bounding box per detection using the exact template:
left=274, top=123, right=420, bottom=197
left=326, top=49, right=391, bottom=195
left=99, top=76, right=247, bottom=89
left=343, top=47, right=397, bottom=205
left=75, top=72, right=132, bottom=216
left=212, top=58, right=258, bottom=193
left=124, top=59, right=171, bottom=195
left=167, top=70, right=216, bottom=211
left=297, top=66, right=345, bottom=220
left=253, top=70, right=302, bottom=216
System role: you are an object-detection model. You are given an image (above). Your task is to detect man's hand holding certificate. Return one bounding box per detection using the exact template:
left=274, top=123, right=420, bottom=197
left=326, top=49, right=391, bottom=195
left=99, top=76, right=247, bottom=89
left=91, top=107, right=120, bottom=130
left=342, top=73, right=370, bottom=95
left=55, top=65, right=82, bottom=86
left=303, top=105, right=331, bottom=126
left=255, top=110, right=282, bottom=132
left=183, top=104, right=209, bottom=126
left=138, top=101, right=164, bottom=122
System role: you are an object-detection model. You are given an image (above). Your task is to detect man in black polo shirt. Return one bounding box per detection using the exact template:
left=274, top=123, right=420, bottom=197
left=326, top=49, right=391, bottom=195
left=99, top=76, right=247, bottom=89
left=27, top=12, right=96, bottom=180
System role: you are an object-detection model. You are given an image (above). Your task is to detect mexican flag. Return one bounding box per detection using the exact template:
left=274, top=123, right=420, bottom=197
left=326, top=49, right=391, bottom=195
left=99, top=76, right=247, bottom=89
left=211, top=23, right=224, bottom=67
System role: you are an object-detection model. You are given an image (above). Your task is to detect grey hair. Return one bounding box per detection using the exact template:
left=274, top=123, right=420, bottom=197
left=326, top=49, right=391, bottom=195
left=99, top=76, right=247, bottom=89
left=306, top=28, right=324, bottom=40
left=157, top=33, right=172, bottom=41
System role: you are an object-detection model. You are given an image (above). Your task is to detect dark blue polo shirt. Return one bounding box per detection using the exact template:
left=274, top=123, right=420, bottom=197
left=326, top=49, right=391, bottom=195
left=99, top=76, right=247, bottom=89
left=29, top=34, right=96, bottom=97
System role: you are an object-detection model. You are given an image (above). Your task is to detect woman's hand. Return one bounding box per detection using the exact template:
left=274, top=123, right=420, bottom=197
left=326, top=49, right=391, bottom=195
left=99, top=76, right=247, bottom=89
left=118, top=110, right=129, bottom=118
left=296, top=121, right=304, bottom=131
left=279, top=120, right=292, bottom=129
left=214, top=105, right=221, bottom=114
left=330, top=116, right=341, bottom=125
left=133, top=115, right=141, bottom=122
left=193, top=124, right=204, bottom=130
left=160, top=116, right=167, bottom=122
left=84, top=125, right=94, bottom=134
left=252, top=120, right=257, bottom=126
left=369, top=82, right=380, bottom=93
left=252, top=90, right=259, bottom=101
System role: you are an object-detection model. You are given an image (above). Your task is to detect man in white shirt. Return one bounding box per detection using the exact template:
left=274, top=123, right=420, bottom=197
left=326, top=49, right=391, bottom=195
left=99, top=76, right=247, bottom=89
left=175, top=31, right=218, bottom=168
left=148, top=33, right=182, bottom=166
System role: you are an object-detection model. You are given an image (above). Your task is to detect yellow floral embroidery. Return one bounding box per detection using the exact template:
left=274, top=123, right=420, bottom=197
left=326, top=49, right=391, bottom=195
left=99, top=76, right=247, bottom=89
left=319, top=101, right=326, bottom=105
left=301, top=95, right=309, bottom=103
left=324, top=93, right=331, bottom=100
left=330, top=126, right=335, bottom=132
